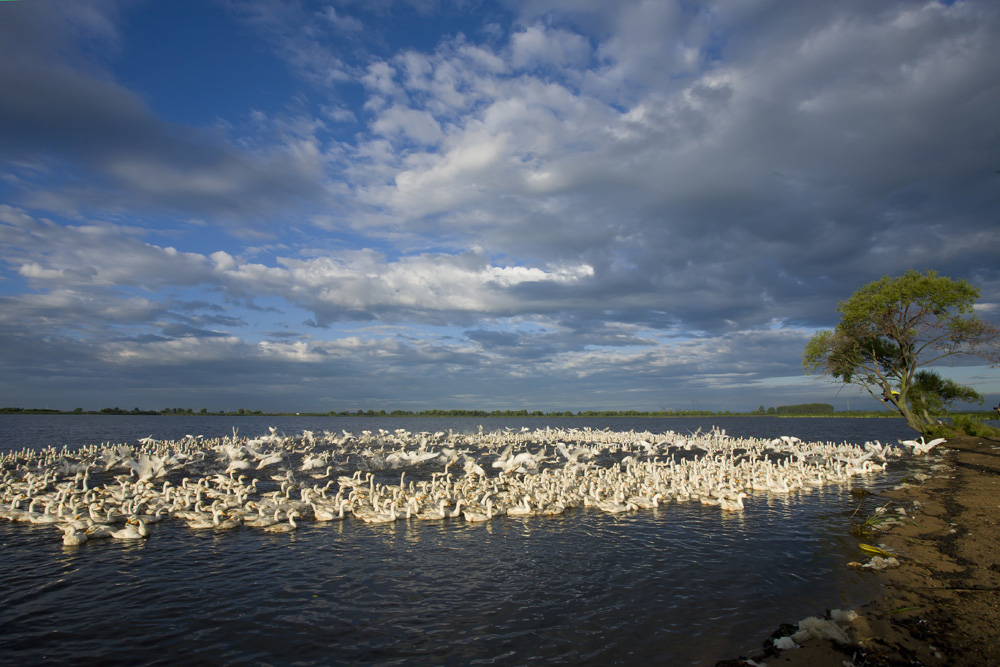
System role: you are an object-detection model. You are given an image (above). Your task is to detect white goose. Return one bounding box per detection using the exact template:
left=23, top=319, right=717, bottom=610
left=186, top=506, right=223, bottom=529
left=360, top=502, right=401, bottom=524
left=462, top=498, right=495, bottom=523
left=311, top=500, right=346, bottom=522
left=111, top=518, right=149, bottom=540
left=263, top=511, right=300, bottom=534
left=901, top=437, right=946, bottom=455
left=411, top=498, right=448, bottom=521
left=720, top=492, right=749, bottom=511
left=505, top=495, right=535, bottom=516
left=60, top=524, right=89, bottom=546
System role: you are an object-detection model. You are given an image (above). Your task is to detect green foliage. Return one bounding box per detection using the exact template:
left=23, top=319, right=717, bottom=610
left=752, top=403, right=834, bottom=415
left=849, top=503, right=896, bottom=539
left=907, top=370, right=982, bottom=417
left=926, top=414, right=1000, bottom=439
left=774, top=403, right=835, bottom=415
left=803, top=270, right=1000, bottom=434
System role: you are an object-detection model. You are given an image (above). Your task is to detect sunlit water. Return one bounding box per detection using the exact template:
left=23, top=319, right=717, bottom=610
left=0, top=416, right=945, bottom=666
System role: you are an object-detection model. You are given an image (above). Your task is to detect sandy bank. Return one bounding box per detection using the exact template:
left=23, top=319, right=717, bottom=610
left=718, top=434, right=1000, bottom=667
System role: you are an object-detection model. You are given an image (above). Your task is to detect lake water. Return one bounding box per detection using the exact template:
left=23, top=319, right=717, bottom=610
left=0, top=415, right=942, bottom=666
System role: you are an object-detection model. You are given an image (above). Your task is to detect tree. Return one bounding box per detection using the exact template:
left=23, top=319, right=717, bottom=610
left=907, top=370, right=983, bottom=422
left=803, top=270, right=1000, bottom=434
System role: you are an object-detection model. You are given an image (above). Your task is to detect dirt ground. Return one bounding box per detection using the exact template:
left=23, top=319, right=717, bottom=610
left=716, top=434, right=1000, bottom=667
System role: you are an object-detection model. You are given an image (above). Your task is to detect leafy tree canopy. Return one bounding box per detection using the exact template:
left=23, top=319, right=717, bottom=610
left=803, top=270, right=1000, bottom=434
left=909, top=369, right=983, bottom=418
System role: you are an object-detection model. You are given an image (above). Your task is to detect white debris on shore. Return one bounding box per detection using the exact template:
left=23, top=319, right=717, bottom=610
left=772, top=608, right=860, bottom=649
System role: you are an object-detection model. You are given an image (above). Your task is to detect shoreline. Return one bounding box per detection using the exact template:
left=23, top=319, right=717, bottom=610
left=718, top=434, right=1000, bottom=667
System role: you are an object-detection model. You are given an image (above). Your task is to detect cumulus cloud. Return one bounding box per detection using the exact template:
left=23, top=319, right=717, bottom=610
left=510, top=24, right=591, bottom=70
left=338, top=0, right=1000, bottom=333
left=1, top=206, right=599, bottom=329
left=275, top=251, right=594, bottom=319
left=0, top=0, right=997, bottom=410
left=371, top=106, right=445, bottom=146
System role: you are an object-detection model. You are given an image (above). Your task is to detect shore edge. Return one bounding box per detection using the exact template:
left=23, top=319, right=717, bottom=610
left=716, top=434, right=1000, bottom=667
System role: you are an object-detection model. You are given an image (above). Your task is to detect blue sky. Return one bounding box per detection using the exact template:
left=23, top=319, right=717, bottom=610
left=1, top=0, right=998, bottom=412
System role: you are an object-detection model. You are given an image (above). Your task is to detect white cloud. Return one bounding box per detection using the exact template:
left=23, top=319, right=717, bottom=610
left=223, top=0, right=353, bottom=86
left=2, top=208, right=598, bottom=327
left=1, top=1, right=998, bottom=410
left=371, top=106, right=445, bottom=146
left=318, top=6, right=363, bottom=33
left=274, top=251, right=595, bottom=318
left=510, top=24, right=591, bottom=70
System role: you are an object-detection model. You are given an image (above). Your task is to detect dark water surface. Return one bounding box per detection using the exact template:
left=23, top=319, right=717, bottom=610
left=0, top=416, right=934, bottom=666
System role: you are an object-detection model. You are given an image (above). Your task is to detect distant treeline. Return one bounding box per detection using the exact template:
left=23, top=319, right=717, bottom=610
left=0, top=406, right=736, bottom=417
left=751, top=403, right=836, bottom=415
left=3, top=405, right=995, bottom=419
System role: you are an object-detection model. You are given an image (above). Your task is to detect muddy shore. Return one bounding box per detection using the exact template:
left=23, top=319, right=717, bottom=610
left=718, top=434, right=1000, bottom=667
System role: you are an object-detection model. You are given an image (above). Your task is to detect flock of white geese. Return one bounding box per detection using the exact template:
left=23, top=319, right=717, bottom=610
left=0, top=425, right=934, bottom=547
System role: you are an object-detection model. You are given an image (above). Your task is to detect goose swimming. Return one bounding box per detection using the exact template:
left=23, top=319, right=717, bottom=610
left=263, top=511, right=300, bottom=534
left=60, top=524, right=89, bottom=546
left=111, top=518, right=149, bottom=540
left=0, top=423, right=911, bottom=550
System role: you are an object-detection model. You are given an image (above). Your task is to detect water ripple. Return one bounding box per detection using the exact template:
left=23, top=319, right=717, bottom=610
left=0, top=416, right=930, bottom=666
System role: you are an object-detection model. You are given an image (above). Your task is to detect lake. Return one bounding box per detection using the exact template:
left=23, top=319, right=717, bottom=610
left=0, top=415, right=942, bottom=665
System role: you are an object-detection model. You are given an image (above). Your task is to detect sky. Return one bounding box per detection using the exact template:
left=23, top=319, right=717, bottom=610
left=0, top=0, right=998, bottom=413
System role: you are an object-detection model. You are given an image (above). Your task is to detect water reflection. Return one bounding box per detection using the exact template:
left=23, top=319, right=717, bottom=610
left=0, top=416, right=932, bottom=666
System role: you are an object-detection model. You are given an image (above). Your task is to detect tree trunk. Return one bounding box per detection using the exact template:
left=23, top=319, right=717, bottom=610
left=898, top=403, right=934, bottom=435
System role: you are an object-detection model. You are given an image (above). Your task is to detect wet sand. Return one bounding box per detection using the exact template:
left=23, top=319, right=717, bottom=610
left=718, top=434, right=1000, bottom=667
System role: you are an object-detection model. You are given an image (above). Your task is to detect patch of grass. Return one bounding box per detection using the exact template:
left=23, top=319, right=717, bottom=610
left=849, top=502, right=895, bottom=538
left=883, top=605, right=923, bottom=616
left=926, top=414, right=1000, bottom=439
